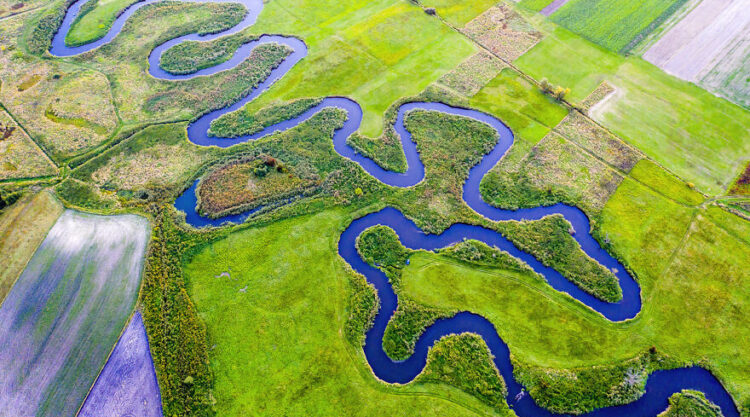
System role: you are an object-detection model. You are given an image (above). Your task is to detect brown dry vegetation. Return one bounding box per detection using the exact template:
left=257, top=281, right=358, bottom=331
left=580, top=82, right=616, bottom=112
left=0, top=107, right=56, bottom=179
left=554, top=111, right=642, bottom=172
left=0, top=15, right=118, bottom=160
left=88, top=123, right=215, bottom=191
left=461, top=4, right=544, bottom=62
left=197, top=156, right=315, bottom=216
left=485, top=131, right=624, bottom=215
left=728, top=162, right=750, bottom=196
left=436, top=51, right=507, bottom=97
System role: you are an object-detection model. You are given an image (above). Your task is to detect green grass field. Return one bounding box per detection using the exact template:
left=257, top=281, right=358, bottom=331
left=550, top=0, right=688, bottom=53
left=65, top=0, right=140, bottom=46
left=2, top=0, right=750, bottom=414
left=184, top=209, right=509, bottom=416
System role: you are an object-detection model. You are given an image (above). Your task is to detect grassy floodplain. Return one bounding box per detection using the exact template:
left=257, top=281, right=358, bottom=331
left=175, top=0, right=477, bottom=138
left=184, top=209, right=509, bottom=416
left=65, top=0, right=141, bottom=46
left=0, top=209, right=149, bottom=417
left=1, top=0, right=749, bottom=414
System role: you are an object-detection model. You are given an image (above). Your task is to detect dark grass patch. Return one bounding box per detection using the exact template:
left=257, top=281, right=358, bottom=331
left=728, top=162, right=750, bottom=196
left=208, top=98, right=321, bottom=138
left=497, top=214, right=622, bottom=302
left=438, top=239, right=536, bottom=275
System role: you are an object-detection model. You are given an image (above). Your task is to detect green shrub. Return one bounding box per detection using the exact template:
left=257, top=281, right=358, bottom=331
left=418, top=333, right=508, bottom=411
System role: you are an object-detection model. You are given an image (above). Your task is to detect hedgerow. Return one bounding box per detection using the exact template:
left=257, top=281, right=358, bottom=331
left=140, top=207, right=215, bottom=417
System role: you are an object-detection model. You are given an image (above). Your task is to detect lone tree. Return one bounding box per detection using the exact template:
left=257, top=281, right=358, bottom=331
left=0, top=122, right=15, bottom=141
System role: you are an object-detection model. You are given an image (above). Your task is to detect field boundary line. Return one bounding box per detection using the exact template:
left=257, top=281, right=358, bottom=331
left=74, top=308, right=139, bottom=417
left=0, top=101, right=59, bottom=169
left=551, top=129, right=701, bottom=209
left=656, top=209, right=698, bottom=280
left=420, top=1, right=717, bottom=200
left=68, top=119, right=191, bottom=174
left=0, top=6, right=43, bottom=22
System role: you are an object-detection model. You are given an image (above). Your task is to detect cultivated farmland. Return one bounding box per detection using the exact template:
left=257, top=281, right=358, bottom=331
left=643, top=0, right=750, bottom=108
left=550, top=0, right=688, bottom=53
left=78, top=312, right=163, bottom=417
left=0, top=210, right=149, bottom=417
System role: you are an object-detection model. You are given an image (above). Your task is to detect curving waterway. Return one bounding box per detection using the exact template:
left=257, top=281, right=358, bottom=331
left=51, top=0, right=740, bottom=415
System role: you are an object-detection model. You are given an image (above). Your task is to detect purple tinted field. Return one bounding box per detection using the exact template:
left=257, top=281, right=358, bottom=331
left=78, top=311, right=163, bottom=417
left=0, top=211, right=149, bottom=417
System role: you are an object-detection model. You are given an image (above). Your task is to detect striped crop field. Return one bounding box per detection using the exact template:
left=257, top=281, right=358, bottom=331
left=551, top=0, right=689, bottom=53
left=0, top=210, right=149, bottom=417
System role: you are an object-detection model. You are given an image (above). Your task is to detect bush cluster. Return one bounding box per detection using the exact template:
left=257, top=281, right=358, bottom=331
left=208, top=98, right=321, bottom=138
left=140, top=207, right=215, bottom=417
left=496, top=214, right=622, bottom=302
left=513, top=348, right=681, bottom=414
left=418, top=333, right=508, bottom=411
left=26, top=0, right=77, bottom=55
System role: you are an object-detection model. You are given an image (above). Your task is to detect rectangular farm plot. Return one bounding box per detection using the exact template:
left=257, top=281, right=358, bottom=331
left=0, top=211, right=149, bottom=417
left=643, top=0, right=750, bottom=108
left=550, top=0, right=689, bottom=53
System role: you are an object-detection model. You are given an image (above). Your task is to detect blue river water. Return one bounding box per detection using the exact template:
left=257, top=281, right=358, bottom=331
left=50, top=0, right=741, bottom=415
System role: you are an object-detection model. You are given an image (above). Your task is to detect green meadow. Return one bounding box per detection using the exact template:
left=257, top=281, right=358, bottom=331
left=184, top=209, right=508, bottom=416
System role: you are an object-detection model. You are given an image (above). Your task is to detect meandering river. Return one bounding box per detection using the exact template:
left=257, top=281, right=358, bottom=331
left=51, top=0, right=740, bottom=415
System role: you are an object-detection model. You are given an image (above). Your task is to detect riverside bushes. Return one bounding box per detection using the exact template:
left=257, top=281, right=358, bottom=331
left=661, top=390, right=723, bottom=417
left=513, top=349, right=681, bottom=414
left=344, top=269, right=378, bottom=346
left=438, top=239, right=536, bottom=275
left=26, top=0, right=76, bottom=55
left=141, top=207, right=214, bottom=417
left=497, top=214, right=622, bottom=302
left=418, top=333, right=507, bottom=411
left=209, top=98, right=321, bottom=138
